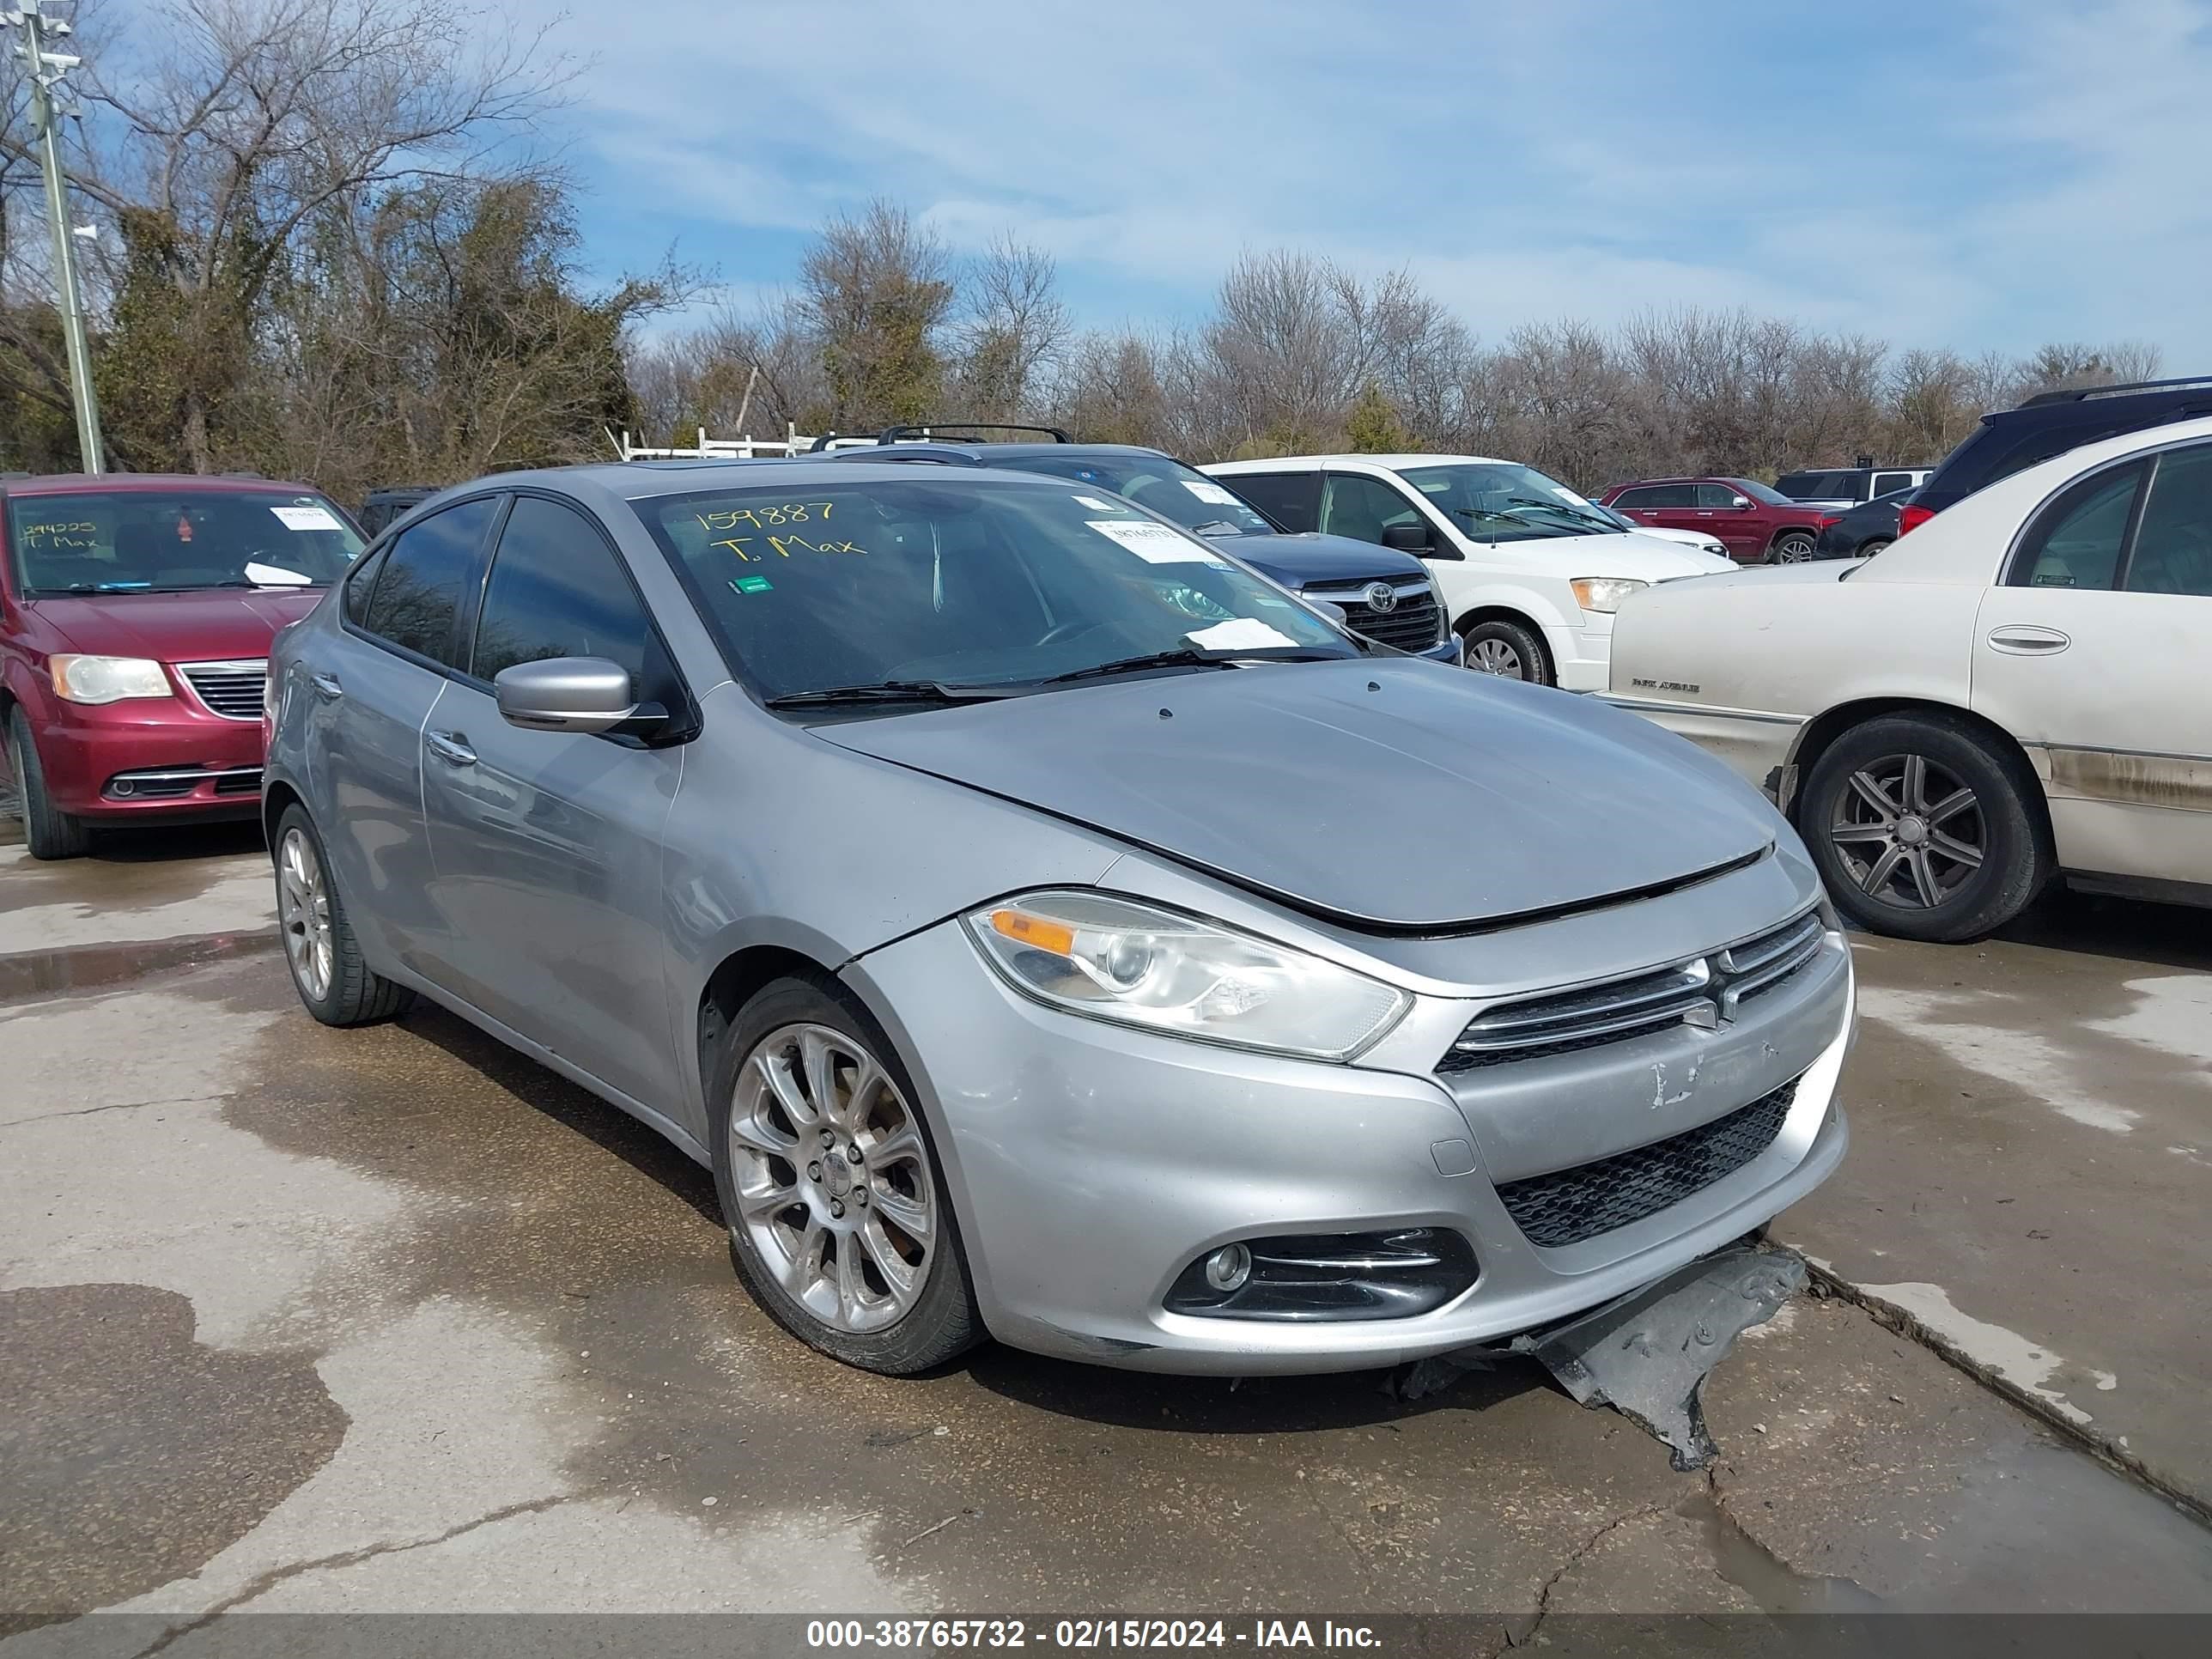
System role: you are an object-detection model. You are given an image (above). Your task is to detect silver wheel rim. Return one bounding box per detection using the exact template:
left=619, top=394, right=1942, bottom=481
left=1776, top=535, right=1815, bottom=562
left=277, top=827, right=335, bottom=1000
left=1829, top=752, right=1985, bottom=910
left=727, top=1022, right=936, bottom=1334
left=1468, top=637, right=1524, bottom=677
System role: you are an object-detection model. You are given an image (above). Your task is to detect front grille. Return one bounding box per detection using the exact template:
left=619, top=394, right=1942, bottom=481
left=1498, top=1080, right=1799, bottom=1248
left=179, top=659, right=266, bottom=721
left=1305, top=579, right=1443, bottom=652
left=1441, top=908, right=1826, bottom=1072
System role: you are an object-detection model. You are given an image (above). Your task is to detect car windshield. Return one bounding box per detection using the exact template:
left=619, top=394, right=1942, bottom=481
left=1395, top=463, right=1622, bottom=542
left=1728, top=478, right=1796, bottom=507
left=9, top=489, right=364, bottom=596
left=639, top=477, right=1357, bottom=706
left=981, top=453, right=1276, bottom=537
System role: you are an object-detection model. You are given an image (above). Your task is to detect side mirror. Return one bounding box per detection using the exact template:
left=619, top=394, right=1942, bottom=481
left=1307, top=599, right=1348, bottom=626
left=1730, top=495, right=1753, bottom=509
left=1379, top=522, right=1431, bottom=553
left=494, top=657, right=652, bottom=734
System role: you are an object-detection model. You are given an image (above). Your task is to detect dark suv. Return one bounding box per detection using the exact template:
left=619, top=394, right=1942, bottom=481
left=812, top=426, right=1461, bottom=662
left=1901, top=374, right=2212, bottom=536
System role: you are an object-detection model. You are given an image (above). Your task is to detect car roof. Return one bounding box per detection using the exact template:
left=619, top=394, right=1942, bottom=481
left=468, top=459, right=1111, bottom=506
left=828, top=441, right=1174, bottom=465
left=0, top=471, right=325, bottom=498
left=1208, top=453, right=1509, bottom=471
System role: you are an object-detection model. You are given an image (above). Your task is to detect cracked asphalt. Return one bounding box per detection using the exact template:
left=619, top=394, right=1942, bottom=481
left=3, top=824, right=2209, bottom=1645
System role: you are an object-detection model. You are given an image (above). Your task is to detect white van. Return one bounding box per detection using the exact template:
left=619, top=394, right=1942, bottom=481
left=1206, top=453, right=1731, bottom=689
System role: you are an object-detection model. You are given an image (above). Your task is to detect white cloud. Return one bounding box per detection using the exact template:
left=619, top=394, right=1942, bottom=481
left=506, top=0, right=2212, bottom=358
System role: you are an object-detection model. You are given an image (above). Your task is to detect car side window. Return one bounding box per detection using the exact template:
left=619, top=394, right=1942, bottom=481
left=1647, top=484, right=1696, bottom=508
left=1320, top=474, right=1422, bottom=544
left=1694, top=483, right=1741, bottom=507
left=358, top=497, right=498, bottom=666
left=1612, top=487, right=1657, bottom=510
left=342, top=546, right=386, bottom=627
left=2008, top=461, right=2145, bottom=590
left=1873, top=471, right=1913, bottom=495
left=1226, top=471, right=1319, bottom=533
left=2124, top=443, right=2212, bottom=599
left=470, top=496, right=672, bottom=693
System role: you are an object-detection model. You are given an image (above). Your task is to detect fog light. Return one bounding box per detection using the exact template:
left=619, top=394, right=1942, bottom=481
left=1203, top=1243, right=1252, bottom=1292
left=111, top=778, right=135, bottom=797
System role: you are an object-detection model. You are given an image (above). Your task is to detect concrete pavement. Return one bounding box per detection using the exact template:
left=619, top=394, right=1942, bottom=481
left=3, top=834, right=2209, bottom=1639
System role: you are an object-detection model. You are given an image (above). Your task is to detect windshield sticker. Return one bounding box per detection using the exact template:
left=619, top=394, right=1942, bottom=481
left=1186, top=617, right=1298, bottom=652
left=1085, top=520, right=1224, bottom=564
left=270, top=505, right=342, bottom=532
left=1551, top=485, right=1588, bottom=503
left=1072, top=495, right=1121, bottom=512
left=696, top=503, right=832, bottom=532
left=728, top=574, right=775, bottom=595
left=712, top=532, right=865, bottom=563
left=243, top=561, right=313, bottom=586
left=1181, top=478, right=1242, bottom=507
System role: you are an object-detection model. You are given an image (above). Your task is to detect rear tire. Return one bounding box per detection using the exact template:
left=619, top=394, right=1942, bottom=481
left=8, top=708, right=90, bottom=860
left=709, top=975, right=981, bottom=1375
left=1461, top=619, right=1553, bottom=686
left=273, top=805, right=415, bottom=1025
left=1798, top=713, right=2051, bottom=942
left=1855, top=538, right=1892, bottom=559
left=1770, top=532, right=1818, bottom=564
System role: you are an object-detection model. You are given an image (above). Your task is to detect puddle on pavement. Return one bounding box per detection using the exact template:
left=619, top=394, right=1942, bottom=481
left=0, top=931, right=279, bottom=1003
left=1681, top=1488, right=1881, bottom=1613
left=0, top=1283, right=347, bottom=1627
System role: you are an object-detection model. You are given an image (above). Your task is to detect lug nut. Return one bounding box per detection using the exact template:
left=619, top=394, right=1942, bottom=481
left=820, top=1128, right=835, bottom=1147
left=847, top=1144, right=863, bottom=1164
left=807, top=1162, right=823, bottom=1181
left=830, top=1200, right=847, bottom=1218
left=854, top=1188, right=869, bottom=1206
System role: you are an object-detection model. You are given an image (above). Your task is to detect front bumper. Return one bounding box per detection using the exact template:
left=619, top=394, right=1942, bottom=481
left=1544, top=614, right=1613, bottom=693
left=27, top=691, right=264, bottom=820
left=851, top=902, right=1852, bottom=1375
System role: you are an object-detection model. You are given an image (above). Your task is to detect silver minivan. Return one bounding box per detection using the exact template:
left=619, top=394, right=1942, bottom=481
left=264, top=462, right=1852, bottom=1376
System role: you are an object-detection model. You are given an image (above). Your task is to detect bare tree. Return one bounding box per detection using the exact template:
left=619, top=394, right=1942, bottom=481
left=949, top=234, right=1069, bottom=421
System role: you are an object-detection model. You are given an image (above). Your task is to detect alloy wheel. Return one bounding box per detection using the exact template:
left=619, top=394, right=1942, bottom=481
left=1827, top=752, right=1985, bottom=910
left=1774, top=533, right=1817, bottom=563
left=276, top=826, right=335, bottom=1000
left=726, top=1023, right=936, bottom=1334
left=1468, top=638, right=1524, bottom=677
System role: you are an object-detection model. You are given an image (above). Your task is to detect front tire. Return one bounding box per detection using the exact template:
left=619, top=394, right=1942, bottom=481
left=1798, top=714, right=2051, bottom=942
left=1771, top=532, right=1818, bottom=564
left=8, top=708, right=91, bottom=860
left=709, top=975, right=980, bottom=1375
left=1855, top=538, right=1892, bottom=559
left=1461, top=619, right=1553, bottom=685
left=273, top=805, right=415, bottom=1024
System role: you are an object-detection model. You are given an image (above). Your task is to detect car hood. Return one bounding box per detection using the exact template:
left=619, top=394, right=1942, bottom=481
left=814, top=659, right=1775, bottom=930
left=1207, top=531, right=1428, bottom=587
left=1483, top=530, right=1735, bottom=576
left=27, top=589, right=325, bottom=660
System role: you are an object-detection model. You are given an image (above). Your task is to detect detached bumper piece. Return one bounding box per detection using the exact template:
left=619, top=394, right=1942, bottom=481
left=1510, top=1244, right=1805, bottom=1471
left=1164, top=1229, right=1479, bottom=1322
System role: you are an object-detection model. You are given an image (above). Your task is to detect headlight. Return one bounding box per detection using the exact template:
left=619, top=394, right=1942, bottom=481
left=49, top=655, right=172, bottom=705
left=963, top=890, right=1411, bottom=1060
left=1570, top=577, right=1649, bottom=615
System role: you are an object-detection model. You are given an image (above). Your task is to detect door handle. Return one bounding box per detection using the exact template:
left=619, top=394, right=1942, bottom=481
left=309, top=671, right=343, bottom=702
left=425, top=730, right=477, bottom=767
left=1986, top=625, right=2071, bottom=655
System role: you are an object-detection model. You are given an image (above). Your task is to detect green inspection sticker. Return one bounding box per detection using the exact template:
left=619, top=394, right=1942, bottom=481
left=729, top=575, right=774, bottom=594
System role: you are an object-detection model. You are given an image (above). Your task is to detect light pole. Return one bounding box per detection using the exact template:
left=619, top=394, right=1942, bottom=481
left=6, top=0, right=106, bottom=473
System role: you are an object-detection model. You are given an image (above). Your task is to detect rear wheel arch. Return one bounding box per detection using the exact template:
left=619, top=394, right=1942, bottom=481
left=1786, top=697, right=2052, bottom=842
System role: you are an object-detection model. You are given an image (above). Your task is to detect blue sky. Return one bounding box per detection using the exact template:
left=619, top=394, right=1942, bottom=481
left=153, top=0, right=2212, bottom=359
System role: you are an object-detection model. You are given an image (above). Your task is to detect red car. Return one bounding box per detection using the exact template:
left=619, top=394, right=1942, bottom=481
left=1597, top=477, right=1838, bottom=564
left=2, top=472, right=366, bottom=859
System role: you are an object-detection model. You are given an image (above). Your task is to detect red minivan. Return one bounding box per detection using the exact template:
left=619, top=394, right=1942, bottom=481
left=1598, top=476, right=1838, bottom=564
left=1, top=473, right=366, bottom=859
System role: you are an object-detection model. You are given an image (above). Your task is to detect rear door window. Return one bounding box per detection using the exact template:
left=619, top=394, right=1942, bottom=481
left=2123, top=443, right=2212, bottom=598
left=2008, top=463, right=2144, bottom=590
left=1224, top=471, right=1320, bottom=532
left=358, top=497, right=500, bottom=667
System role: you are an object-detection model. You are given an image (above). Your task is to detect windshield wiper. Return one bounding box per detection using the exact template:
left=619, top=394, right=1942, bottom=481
left=763, top=680, right=1015, bottom=709
left=1039, top=646, right=1349, bottom=687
